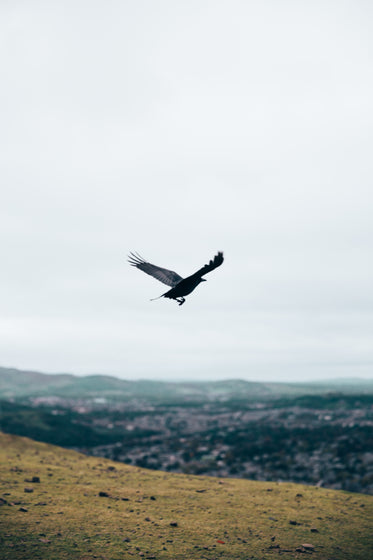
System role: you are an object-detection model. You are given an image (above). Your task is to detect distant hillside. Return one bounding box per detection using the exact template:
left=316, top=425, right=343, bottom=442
left=0, top=400, right=139, bottom=447
left=0, top=367, right=132, bottom=398
left=1, top=433, right=372, bottom=560
left=1, top=366, right=373, bottom=401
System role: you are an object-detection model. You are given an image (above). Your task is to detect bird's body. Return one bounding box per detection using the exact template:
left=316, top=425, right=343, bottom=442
left=162, top=274, right=206, bottom=303
left=128, top=251, right=224, bottom=305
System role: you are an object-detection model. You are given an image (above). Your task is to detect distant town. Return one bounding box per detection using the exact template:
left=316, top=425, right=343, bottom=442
left=1, top=367, right=372, bottom=495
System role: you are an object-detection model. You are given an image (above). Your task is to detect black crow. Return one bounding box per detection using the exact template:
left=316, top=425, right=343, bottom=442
left=128, top=251, right=224, bottom=305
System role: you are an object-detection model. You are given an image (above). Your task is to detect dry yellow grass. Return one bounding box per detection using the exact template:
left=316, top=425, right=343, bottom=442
left=0, top=432, right=372, bottom=559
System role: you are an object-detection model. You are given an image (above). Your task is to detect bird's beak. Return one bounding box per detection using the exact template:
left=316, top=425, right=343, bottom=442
left=201, top=278, right=207, bottom=282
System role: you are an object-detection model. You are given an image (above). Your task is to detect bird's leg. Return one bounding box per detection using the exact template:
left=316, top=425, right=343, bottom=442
left=176, top=297, right=185, bottom=306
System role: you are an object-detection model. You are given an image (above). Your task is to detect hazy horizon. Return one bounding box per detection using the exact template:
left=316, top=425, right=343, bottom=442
left=1, top=2, right=372, bottom=382
left=1, top=363, right=372, bottom=385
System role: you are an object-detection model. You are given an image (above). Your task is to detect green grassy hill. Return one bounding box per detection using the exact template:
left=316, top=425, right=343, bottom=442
left=0, top=433, right=372, bottom=559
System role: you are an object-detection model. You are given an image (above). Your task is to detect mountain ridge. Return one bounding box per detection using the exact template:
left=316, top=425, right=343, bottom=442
left=1, top=365, right=373, bottom=400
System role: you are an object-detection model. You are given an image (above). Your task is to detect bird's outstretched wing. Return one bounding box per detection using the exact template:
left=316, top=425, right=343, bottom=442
left=193, top=251, right=224, bottom=278
left=128, top=252, right=183, bottom=287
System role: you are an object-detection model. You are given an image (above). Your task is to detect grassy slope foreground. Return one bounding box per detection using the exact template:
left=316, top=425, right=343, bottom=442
left=0, top=434, right=372, bottom=560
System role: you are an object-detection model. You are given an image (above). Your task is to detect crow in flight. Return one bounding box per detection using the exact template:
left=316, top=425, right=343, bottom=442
left=128, top=251, right=224, bottom=306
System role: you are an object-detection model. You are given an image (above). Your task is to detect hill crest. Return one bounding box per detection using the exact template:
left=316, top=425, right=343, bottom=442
left=1, top=432, right=372, bottom=560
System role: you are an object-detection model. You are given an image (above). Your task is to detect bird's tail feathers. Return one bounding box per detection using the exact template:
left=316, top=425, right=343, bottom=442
left=150, top=294, right=164, bottom=301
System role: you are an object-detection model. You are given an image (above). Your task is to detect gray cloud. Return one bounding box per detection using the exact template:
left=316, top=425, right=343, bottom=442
left=1, top=1, right=372, bottom=380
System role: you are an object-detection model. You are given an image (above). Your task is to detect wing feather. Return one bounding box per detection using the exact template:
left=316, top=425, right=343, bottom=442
left=193, top=251, right=224, bottom=278
left=128, top=252, right=183, bottom=287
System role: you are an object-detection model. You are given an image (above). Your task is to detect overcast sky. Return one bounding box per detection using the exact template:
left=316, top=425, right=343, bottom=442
left=1, top=1, right=372, bottom=382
